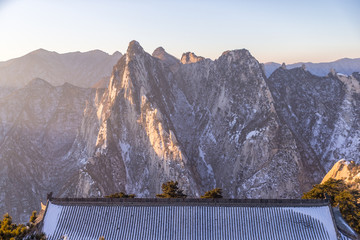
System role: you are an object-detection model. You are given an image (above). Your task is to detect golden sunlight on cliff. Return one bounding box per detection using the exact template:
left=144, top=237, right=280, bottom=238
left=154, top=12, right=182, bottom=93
left=139, top=95, right=184, bottom=163
left=322, top=159, right=360, bottom=189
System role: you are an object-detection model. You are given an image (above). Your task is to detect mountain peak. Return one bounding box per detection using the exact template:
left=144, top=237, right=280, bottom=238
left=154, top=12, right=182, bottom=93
left=152, top=47, right=178, bottom=62
left=152, top=47, right=166, bottom=58
left=127, top=40, right=144, bottom=57
left=25, top=78, right=54, bottom=88
left=112, top=51, right=122, bottom=57
left=221, top=49, right=250, bottom=57
left=181, top=52, right=204, bottom=64
left=33, top=48, right=48, bottom=53
left=218, top=49, right=254, bottom=64
left=61, top=81, right=80, bottom=89
left=28, top=48, right=57, bottom=57
left=153, top=47, right=180, bottom=72
left=153, top=46, right=165, bottom=53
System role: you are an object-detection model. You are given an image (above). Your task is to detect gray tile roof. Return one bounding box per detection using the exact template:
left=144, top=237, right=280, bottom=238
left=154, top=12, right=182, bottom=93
left=333, top=207, right=359, bottom=240
left=39, top=198, right=348, bottom=240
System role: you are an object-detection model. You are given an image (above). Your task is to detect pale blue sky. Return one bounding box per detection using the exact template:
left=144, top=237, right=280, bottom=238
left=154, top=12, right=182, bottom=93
left=0, top=0, right=359, bottom=63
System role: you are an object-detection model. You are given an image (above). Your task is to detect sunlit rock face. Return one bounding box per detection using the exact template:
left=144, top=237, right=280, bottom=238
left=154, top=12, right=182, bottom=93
left=0, top=79, right=98, bottom=222
left=266, top=68, right=360, bottom=189
left=63, top=41, right=200, bottom=198
left=322, top=159, right=360, bottom=190
left=64, top=41, right=303, bottom=200
left=180, top=52, right=205, bottom=64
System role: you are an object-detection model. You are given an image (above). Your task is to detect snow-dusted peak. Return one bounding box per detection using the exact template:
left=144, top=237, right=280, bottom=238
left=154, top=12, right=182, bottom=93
left=181, top=52, right=204, bottom=64
left=220, top=49, right=251, bottom=59
left=216, top=49, right=261, bottom=68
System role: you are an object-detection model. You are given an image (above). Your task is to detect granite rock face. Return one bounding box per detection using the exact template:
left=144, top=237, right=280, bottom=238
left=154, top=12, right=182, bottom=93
left=266, top=68, right=343, bottom=188
left=63, top=42, right=303, bottom=201
left=266, top=67, right=360, bottom=189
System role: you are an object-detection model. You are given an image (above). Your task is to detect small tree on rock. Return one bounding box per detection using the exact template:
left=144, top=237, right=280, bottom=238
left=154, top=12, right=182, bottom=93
left=156, top=181, right=187, bottom=198
left=201, top=188, right=223, bottom=198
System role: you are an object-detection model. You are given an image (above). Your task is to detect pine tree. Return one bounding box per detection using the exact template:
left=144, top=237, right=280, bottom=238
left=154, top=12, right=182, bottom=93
left=29, top=211, right=38, bottom=225
left=0, top=213, right=28, bottom=239
left=156, top=181, right=187, bottom=198
left=302, top=178, right=360, bottom=233
left=302, top=178, right=346, bottom=206
left=200, top=188, right=223, bottom=198
left=105, top=192, right=135, bottom=198
left=0, top=212, right=46, bottom=239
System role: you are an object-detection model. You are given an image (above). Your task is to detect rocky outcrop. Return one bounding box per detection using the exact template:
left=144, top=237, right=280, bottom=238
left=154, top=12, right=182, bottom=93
left=322, top=159, right=360, bottom=189
left=180, top=52, right=205, bottom=64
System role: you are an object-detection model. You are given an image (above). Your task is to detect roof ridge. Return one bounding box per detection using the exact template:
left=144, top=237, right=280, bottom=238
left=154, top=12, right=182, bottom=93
left=50, top=197, right=330, bottom=207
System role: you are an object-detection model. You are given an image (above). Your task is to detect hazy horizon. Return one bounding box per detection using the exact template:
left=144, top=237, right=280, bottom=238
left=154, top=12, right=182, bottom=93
left=1, top=45, right=360, bottom=66
left=0, top=0, right=359, bottom=63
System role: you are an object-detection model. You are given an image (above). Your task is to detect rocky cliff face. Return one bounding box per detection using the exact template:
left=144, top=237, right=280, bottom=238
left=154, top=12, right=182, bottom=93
left=0, top=79, right=98, bottom=222
left=266, top=66, right=360, bottom=184
left=172, top=49, right=303, bottom=198
left=62, top=42, right=202, bottom=198
left=62, top=41, right=303, bottom=200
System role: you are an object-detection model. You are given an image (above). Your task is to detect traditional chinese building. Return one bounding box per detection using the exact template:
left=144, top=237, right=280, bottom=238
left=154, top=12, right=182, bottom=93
left=36, top=198, right=358, bottom=240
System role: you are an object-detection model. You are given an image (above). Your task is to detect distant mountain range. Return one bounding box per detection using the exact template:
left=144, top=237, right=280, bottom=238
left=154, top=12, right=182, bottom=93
left=1, top=49, right=359, bottom=88
left=0, top=49, right=122, bottom=88
left=264, top=58, right=360, bottom=77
